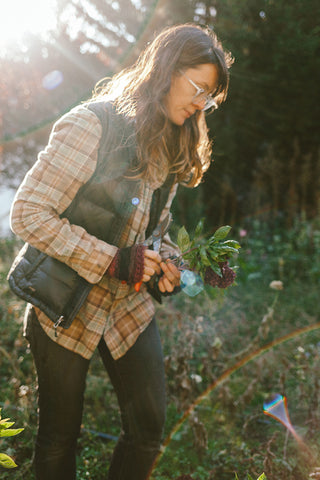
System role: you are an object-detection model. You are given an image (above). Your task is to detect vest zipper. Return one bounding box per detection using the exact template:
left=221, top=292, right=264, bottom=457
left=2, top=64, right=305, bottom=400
left=66, top=284, right=92, bottom=327
left=54, top=316, right=64, bottom=337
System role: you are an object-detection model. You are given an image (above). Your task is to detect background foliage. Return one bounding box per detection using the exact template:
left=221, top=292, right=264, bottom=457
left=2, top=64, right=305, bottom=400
left=1, top=218, right=320, bottom=479
left=1, top=0, right=319, bottom=228
left=1, top=1, right=320, bottom=479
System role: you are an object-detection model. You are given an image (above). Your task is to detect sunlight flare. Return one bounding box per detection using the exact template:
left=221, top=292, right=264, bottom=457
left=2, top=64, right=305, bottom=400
left=0, top=0, right=56, bottom=49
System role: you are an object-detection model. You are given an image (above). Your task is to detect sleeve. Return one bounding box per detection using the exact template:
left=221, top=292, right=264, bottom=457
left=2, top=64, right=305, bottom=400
left=10, top=105, right=118, bottom=284
left=158, top=183, right=181, bottom=261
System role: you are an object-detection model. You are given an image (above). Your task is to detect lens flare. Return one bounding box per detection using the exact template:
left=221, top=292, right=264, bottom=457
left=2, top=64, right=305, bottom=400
left=131, top=197, right=140, bottom=206
left=263, top=393, right=316, bottom=463
left=263, top=394, right=298, bottom=438
left=42, top=70, right=64, bottom=90
left=150, top=321, right=320, bottom=475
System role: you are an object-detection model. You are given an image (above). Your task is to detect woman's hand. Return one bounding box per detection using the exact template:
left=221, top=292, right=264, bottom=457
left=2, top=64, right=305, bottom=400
left=158, top=260, right=181, bottom=293
left=142, top=249, right=162, bottom=282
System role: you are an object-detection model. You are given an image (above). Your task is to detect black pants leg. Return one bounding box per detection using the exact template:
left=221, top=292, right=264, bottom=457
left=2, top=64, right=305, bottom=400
left=26, top=310, right=90, bottom=480
left=98, top=319, right=166, bottom=480
left=27, top=310, right=166, bottom=480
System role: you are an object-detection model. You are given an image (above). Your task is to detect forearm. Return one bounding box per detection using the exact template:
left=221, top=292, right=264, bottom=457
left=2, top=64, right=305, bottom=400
left=10, top=106, right=118, bottom=284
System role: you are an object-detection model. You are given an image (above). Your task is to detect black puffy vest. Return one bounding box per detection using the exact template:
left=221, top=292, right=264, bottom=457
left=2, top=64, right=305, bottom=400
left=7, top=102, right=175, bottom=327
left=63, top=102, right=175, bottom=247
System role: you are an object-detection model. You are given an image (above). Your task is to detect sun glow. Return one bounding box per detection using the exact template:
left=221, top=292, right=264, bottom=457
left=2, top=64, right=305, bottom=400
left=0, top=0, right=57, bottom=49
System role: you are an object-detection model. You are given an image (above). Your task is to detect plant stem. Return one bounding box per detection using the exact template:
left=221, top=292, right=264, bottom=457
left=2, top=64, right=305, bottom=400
left=174, top=246, right=199, bottom=263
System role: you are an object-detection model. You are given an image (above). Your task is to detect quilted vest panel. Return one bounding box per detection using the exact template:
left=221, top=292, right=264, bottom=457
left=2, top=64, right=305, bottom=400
left=62, top=102, right=175, bottom=247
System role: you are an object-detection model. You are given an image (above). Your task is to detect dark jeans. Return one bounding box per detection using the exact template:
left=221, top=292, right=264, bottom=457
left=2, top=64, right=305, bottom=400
left=26, top=310, right=166, bottom=480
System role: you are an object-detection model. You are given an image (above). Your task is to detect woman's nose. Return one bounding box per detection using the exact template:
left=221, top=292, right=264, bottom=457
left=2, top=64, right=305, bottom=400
left=191, top=97, right=206, bottom=110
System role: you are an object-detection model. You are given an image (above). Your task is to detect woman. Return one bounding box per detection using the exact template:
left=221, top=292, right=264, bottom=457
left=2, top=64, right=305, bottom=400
left=10, top=23, right=232, bottom=480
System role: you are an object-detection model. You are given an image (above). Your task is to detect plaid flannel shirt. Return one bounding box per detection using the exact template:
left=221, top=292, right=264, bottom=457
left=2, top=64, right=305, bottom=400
left=10, top=105, right=179, bottom=360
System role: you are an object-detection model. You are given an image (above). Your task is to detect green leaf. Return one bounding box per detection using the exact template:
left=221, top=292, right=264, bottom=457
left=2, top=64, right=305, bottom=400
left=257, top=474, right=267, bottom=480
left=0, top=453, right=18, bottom=469
left=208, top=260, right=222, bottom=276
left=0, top=421, right=15, bottom=429
left=209, top=262, right=222, bottom=276
left=182, top=252, right=193, bottom=263
left=177, top=226, right=190, bottom=253
left=187, top=256, right=197, bottom=270
left=0, top=417, right=10, bottom=424
left=213, top=225, right=232, bottom=240
left=223, top=240, right=241, bottom=249
left=0, top=428, right=24, bottom=438
left=209, top=244, right=227, bottom=253
left=194, top=218, right=204, bottom=238
left=219, top=245, right=240, bottom=255
left=207, top=246, right=220, bottom=259
left=195, top=260, right=202, bottom=273
left=200, top=246, right=211, bottom=267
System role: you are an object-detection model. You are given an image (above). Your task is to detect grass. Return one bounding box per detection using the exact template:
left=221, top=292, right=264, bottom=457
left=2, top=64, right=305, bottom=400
left=0, top=216, right=319, bottom=479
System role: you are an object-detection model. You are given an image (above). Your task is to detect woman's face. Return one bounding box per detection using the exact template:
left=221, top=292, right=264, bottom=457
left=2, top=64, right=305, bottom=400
left=163, top=63, right=219, bottom=126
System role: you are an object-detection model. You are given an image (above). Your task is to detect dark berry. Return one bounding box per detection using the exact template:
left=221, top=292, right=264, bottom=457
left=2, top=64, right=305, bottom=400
left=204, top=268, right=220, bottom=287
left=204, top=261, right=236, bottom=289
left=218, top=264, right=236, bottom=288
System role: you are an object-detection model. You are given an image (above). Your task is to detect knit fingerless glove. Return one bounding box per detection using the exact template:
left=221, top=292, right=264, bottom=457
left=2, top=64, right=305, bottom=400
left=204, top=261, right=236, bottom=289
left=107, top=245, right=147, bottom=284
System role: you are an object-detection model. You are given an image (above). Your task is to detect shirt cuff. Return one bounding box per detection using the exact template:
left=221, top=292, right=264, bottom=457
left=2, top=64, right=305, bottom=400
left=75, top=240, right=118, bottom=284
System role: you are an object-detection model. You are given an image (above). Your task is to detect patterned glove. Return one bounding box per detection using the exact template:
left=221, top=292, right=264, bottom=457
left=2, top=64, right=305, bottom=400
left=107, top=245, right=147, bottom=284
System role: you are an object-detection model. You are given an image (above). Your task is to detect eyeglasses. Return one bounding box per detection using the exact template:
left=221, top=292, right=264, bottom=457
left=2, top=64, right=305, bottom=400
left=181, top=72, right=218, bottom=112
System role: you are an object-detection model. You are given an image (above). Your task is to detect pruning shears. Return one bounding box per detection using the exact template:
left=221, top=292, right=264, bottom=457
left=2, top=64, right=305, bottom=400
left=134, top=213, right=172, bottom=292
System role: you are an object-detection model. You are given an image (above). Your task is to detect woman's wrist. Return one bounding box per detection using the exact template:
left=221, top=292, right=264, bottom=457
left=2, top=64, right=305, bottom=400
left=107, top=245, right=147, bottom=284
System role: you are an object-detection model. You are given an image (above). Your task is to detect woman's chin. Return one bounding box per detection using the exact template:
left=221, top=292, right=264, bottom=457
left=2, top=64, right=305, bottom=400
left=170, top=115, right=188, bottom=126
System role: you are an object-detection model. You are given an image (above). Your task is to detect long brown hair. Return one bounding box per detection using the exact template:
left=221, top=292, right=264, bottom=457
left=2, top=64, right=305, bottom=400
left=92, top=24, right=233, bottom=187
